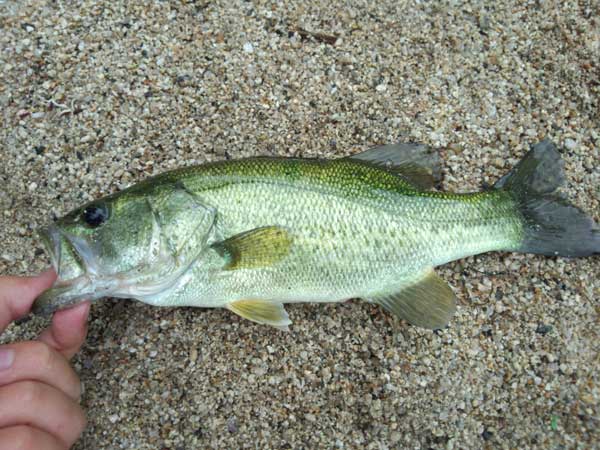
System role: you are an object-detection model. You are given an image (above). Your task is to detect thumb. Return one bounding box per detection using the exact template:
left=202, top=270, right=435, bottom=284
left=0, top=270, right=56, bottom=332
left=38, top=301, right=90, bottom=359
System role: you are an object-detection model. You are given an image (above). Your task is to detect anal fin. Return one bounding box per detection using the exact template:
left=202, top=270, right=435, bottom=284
left=227, top=299, right=291, bottom=330
left=367, top=269, right=456, bottom=330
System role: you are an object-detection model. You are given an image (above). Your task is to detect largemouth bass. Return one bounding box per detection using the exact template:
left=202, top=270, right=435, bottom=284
left=33, top=140, right=599, bottom=329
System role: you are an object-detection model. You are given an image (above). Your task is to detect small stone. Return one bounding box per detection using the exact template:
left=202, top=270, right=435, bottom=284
left=536, top=324, right=552, bottom=335
left=227, top=417, right=238, bottom=433
left=564, top=138, right=577, bottom=150
left=243, top=42, right=254, bottom=53
left=1, top=253, right=15, bottom=262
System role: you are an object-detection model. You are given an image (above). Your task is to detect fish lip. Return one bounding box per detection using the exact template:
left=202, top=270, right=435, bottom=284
left=38, top=224, right=99, bottom=280
left=34, top=225, right=103, bottom=316
left=38, top=225, right=62, bottom=276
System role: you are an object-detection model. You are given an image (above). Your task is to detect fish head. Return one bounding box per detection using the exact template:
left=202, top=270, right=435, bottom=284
left=33, top=184, right=213, bottom=315
left=51, top=195, right=156, bottom=272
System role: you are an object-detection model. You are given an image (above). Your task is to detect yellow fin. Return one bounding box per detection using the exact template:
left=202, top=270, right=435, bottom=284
left=227, top=299, right=291, bottom=329
left=211, top=226, right=292, bottom=270
left=368, top=269, right=456, bottom=330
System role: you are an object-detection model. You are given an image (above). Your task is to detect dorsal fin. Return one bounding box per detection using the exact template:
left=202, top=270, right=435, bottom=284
left=347, top=143, right=441, bottom=189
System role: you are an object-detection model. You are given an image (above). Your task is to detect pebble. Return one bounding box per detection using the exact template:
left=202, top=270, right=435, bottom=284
left=227, top=417, right=238, bottom=433
left=189, top=348, right=198, bottom=363
left=564, top=138, right=577, bottom=150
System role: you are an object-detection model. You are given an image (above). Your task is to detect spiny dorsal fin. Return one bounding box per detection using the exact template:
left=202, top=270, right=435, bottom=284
left=211, top=226, right=292, bottom=270
left=347, top=143, right=441, bottom=189
left=227, top=299, right=291, bottom=330
left=367, top=269, right=456, bottom=330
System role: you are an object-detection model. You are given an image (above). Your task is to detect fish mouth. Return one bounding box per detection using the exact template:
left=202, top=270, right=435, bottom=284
left=33, top=225, right=100, bottom=316
left=39, top=224, right=103, bottom=279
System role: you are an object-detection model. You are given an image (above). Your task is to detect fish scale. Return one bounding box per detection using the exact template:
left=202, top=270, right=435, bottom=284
left=165, top=158, right=523, bottom=307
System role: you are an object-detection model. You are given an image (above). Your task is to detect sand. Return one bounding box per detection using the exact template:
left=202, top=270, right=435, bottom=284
left=1, top=1, right=598, bottom=448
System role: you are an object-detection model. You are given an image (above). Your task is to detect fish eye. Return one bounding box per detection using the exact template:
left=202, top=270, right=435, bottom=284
left=82, top=203, right=109, bottom=228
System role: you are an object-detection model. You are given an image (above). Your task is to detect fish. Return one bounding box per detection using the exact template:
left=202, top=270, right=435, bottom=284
left=32, top=140, right=599, bottom=330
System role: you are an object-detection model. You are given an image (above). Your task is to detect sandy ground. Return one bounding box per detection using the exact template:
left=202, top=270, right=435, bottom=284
left=1, top=1, right=599, bottom=448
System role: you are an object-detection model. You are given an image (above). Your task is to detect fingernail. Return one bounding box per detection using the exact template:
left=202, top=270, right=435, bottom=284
left=0, top=348, right=15, bottom=371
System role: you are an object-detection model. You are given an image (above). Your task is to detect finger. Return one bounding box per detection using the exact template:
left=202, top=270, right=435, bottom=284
left=0, top=381, right=86, bottom=448
left=0, top=425, right=66, bottom=450
left=38, top=302, right=90, bottom=360
left=0, top=270, right=56, bottom=331
left=0, top=341, right=81, bottom=400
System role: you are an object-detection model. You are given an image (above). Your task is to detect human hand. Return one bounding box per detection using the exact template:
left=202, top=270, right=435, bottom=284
left=0, top=270, right=89, bottom=449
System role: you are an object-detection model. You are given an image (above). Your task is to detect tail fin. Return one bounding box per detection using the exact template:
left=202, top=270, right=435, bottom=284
left=494, top=140, right=599, bottom=257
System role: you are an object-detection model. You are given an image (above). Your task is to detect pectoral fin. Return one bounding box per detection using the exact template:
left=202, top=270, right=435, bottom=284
left=368, top=269, right=456, bottom=330
left=211, top=226, right=292, bottom=270
left=227, top=299, right=291, bottom=330
left=348, top=143, right=441, bottom=189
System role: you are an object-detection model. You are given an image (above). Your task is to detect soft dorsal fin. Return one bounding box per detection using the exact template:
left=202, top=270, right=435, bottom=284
left=367, top=268, right=456, bottom=329
left=211, top=226, right=292, bottom=270
left=347, top=143, right=441, bottom=189
left=227, top=299, right=291, bottom=330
